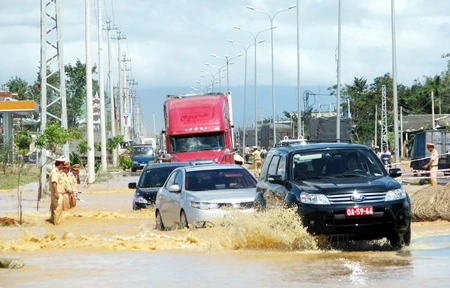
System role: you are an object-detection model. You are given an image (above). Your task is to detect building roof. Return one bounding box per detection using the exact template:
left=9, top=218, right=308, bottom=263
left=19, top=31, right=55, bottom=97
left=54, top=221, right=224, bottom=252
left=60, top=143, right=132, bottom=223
left=402, top=114, right=450, bottom=132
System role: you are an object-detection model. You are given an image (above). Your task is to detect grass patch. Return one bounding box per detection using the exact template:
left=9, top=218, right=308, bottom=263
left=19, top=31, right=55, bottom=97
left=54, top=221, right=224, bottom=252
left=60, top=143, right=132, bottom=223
left=0, top=165, right=40, bottom=190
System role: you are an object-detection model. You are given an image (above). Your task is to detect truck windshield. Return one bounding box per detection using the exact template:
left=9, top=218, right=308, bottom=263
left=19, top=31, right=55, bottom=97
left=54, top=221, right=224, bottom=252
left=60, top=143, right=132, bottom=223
left=132, top=146, right=154, bottom=156
left=171, top=132, right=225, bottom=153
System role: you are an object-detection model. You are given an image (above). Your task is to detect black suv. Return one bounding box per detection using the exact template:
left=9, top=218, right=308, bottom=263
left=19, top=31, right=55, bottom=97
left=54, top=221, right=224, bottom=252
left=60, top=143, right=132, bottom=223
left=255, top=142, right=411, bottom=248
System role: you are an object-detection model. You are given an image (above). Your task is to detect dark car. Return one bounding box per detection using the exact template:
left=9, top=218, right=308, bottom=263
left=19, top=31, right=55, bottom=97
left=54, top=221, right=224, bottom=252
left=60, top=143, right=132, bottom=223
left=254, top=142, right=411, bottom=249
left=131, top=145, right=155, bottom=172
left=128, top=162, right=191, bottom=210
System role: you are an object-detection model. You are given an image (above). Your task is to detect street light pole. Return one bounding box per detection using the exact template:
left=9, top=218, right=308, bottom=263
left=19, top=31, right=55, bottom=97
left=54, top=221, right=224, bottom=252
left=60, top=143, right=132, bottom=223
left=205, top=63, right=227, bottom=92
left=200, top=70, right=216, bottom=91
left=392, top=0, right=400, bottom=167
left=229, top=39, right=265, bottom=158
left=234, top=26, right=273, bottom=147
left=211, top=53, right=243, bottom=93
left=336, top=0, right=342, bottom=142
left=247, top=4, right=296, bottom=146
left=296, top=0, right=302, bottom=139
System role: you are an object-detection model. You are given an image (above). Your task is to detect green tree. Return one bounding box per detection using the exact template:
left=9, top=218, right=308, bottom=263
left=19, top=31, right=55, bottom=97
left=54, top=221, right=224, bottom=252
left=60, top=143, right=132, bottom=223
left=4, top=77, right=33, bottom=100
left=65, top=60, right=99, bottom=128
left=14, top=129, right=32, bottom=156
left=34, top=122, right=82, bottom=155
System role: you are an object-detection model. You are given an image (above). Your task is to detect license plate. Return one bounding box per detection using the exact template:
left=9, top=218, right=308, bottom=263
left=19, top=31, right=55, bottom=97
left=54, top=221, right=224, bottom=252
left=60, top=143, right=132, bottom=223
left=346, top=206, right=374, bottom=217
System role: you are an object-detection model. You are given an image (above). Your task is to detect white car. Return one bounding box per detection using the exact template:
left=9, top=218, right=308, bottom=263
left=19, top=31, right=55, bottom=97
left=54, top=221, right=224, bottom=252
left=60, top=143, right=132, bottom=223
left=155, top=164, right=257, bottom=230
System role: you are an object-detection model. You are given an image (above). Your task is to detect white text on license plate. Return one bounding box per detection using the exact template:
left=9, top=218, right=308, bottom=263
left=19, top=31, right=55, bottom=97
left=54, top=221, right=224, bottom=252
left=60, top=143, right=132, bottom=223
left=346, top=207, right=374, bottom=216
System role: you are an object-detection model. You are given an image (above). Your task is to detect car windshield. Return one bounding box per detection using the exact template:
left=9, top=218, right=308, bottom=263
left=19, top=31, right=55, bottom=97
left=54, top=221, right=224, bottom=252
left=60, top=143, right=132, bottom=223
left=139, top=167, right=178, bottom=188
left=291, top=148, right=387, bottom=180
left=185, top=168, right=257, bottom=191
left=170, top=132, right=225, bottom=153
left=132, top=146, right=154, bottom=157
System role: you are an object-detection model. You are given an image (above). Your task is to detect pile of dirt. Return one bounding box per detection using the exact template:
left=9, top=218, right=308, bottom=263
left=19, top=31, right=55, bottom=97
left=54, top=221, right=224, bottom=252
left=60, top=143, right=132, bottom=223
left=0, top=217, right=19, bottom=226
left=411, top=183, right=450, bottom=222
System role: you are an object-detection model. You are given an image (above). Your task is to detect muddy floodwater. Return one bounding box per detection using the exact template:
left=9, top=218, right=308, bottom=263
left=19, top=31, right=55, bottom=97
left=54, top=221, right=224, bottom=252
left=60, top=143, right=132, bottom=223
left=1, top=172, right=450, bottom=287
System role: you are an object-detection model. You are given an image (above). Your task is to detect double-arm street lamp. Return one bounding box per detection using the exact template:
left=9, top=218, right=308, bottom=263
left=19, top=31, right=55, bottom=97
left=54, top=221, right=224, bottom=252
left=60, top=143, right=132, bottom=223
left=234, top=25, right=274, bottom=147
left=228, top=39, right=265, bottom=158
left=204, top=63, right=227, bottom=91
left=210, top=53, right=243, bottom=93
left=247, top=4, right=296, bottom=146
left=200, top=70, right=216, bottom=91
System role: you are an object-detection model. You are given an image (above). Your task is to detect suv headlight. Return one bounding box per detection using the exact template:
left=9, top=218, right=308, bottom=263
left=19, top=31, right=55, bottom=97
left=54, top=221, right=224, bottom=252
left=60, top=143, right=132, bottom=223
left=385, top=188, right=406, bottom=201
left=190, top=201, right=219, bottom=210
left=134, top=196, right=148, bottom=204
left=300, top=192, right=330, bottom=205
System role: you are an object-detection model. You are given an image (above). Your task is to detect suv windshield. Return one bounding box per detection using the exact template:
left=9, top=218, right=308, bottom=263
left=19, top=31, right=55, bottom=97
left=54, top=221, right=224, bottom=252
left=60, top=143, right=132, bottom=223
left=291, top=148, right=386, bottom=180
left=139, top=167, right=176, bottom=188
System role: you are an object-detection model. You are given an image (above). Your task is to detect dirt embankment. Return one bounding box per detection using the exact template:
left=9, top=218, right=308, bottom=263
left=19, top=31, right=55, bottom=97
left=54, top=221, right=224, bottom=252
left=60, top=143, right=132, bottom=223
left=411, top=183, right=450, bottom=222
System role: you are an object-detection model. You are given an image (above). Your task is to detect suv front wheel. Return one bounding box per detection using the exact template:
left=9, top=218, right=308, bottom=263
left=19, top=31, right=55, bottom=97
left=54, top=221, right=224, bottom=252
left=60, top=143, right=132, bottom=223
left=388, top=227, right=411, bottom=249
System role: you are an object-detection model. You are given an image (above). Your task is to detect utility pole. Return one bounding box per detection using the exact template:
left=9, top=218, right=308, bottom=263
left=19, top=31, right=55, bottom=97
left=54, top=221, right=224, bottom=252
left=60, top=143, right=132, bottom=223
left=112, top=30, right=126, bottom=137
left=153, top=112, right=156, bottom=137
left=391, top=0, right=400, bottom=167
left=374, top=105, right=378, bottom=149
left=296, top=0, right=302, bottom=139
left=85, top=0, right=95, bottom=183
left=128, top=78, right=138, bottom=140
left=104, top=20, right=118, bottom=167
left=381, top=85, right=388, bottom=152
left=97, top=0, right=107, bottom=173
left=39, top=0, right=68, bottom=199
left=336, top=0, right=342, bottom=141
left=122, top=53, right=131, bottom=141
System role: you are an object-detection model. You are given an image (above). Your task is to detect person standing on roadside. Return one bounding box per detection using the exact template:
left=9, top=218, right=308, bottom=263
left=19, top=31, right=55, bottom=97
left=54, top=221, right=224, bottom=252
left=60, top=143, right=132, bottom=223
left=49, top=159, right=65, bottom=225
left=423, top=142, right=439, bottom=186
left=61, top=162, right=73, bottom=211
left=69, top=164, right=81, bottom=208
left=260, top=146, right=268, bottom=160
left=244, top=145, right=250, bottom=163
left=251, top=146, right=262, bottom=178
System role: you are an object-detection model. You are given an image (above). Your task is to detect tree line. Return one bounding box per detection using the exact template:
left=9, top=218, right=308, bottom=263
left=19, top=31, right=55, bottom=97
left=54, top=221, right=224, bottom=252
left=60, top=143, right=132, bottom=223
left=1, top=59, right=122, bottom=168
left=282, top=55, right=450, bottom=145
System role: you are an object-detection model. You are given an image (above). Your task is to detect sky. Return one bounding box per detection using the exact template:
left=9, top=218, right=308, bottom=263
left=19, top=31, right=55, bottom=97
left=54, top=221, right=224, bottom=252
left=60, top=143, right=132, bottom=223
left=1, top=0, right=450, bottom=137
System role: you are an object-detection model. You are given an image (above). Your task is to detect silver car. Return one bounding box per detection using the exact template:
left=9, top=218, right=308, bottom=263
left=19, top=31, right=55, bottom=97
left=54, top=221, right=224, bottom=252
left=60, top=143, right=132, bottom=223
left=155, top=164, right=257, bottom=230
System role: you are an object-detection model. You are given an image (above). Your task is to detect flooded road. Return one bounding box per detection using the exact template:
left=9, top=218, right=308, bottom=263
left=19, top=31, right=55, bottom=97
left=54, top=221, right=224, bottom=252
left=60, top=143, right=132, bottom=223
left=1, top=172, right=450, bottom=287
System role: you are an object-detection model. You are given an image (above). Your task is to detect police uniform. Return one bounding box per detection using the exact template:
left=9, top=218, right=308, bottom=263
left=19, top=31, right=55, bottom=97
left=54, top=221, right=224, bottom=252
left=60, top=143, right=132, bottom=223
left=251, top=146, right=262, bottom=178
left=49, top=159, right=65, bottom=225
left=62, top=162, right=72, bottom=211
left=69, top=164, right=81, bottom=208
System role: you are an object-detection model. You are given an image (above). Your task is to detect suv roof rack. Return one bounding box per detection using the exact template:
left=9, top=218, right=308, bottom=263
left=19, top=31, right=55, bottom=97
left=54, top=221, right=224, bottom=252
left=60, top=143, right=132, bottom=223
left=275, top=138, right=352, bottom=147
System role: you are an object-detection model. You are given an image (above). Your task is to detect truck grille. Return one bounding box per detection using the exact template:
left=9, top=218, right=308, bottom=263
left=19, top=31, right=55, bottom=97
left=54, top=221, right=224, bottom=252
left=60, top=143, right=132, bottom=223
left=327, top=192, right=387, bottom=205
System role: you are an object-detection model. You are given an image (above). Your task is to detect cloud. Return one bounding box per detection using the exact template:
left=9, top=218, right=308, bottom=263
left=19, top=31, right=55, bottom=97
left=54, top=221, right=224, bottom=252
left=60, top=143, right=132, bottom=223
left=2, top=0, right=450, bottom=132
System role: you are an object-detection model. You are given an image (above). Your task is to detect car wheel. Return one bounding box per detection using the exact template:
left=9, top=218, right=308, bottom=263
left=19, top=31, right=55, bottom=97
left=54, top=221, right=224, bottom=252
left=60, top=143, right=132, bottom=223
left=155, top=210, right=165, bottom=231
left=179, top=210, right=189, bottom=229
left=131, top=168, right=136, bottom=173
left=388, top=227, right=411, bottom=249
left=403, top=227, right=411, bottom=246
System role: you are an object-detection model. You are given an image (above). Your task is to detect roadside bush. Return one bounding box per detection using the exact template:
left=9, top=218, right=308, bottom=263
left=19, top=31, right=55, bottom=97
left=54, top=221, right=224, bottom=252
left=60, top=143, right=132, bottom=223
left=119, top=154, right=131, bottom=170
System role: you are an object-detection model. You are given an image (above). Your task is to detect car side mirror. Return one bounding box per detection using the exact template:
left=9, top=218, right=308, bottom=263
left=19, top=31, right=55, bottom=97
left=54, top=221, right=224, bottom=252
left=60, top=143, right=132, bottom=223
left=168, top=184, right=181, bottom=193
left=128, top=182, right=136, bottom=189
left=268, top=175, right=283, bottom=184
left=389, top=168, right=402, bottom=178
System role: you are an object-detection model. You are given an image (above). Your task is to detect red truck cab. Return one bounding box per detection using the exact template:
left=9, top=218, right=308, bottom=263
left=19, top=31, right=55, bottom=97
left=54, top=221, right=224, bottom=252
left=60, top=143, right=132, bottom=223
left=163, top=92, right=234, bottom=164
